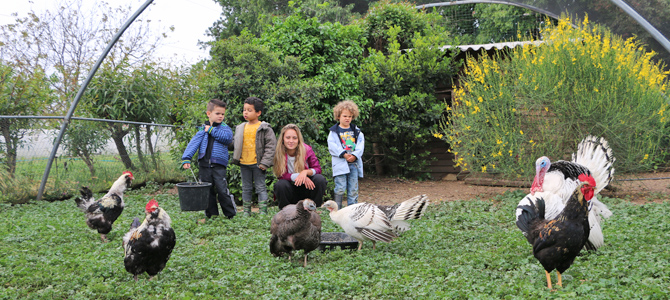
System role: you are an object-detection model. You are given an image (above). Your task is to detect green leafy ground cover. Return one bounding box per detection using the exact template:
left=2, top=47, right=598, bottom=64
left=1, top=190, right=668, bottom=299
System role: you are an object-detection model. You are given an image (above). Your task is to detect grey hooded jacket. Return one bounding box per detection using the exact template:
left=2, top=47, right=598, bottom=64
left=230, top=121, right=277, bottom=168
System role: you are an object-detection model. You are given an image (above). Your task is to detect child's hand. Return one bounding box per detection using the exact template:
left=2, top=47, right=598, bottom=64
left=183, top=163, right=191, bottom=169
left=204, top=125, right=211, bottom=131
left=258, top=164, right=267, bottom=171
left=346, top=154, right=357, bottom=163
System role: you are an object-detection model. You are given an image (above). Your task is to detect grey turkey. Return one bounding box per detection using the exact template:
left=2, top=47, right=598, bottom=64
left=269, top=199, right=321, bottom=267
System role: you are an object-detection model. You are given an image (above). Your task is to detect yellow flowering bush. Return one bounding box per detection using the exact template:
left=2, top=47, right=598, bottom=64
left=437, top=16, right=669, bottom=178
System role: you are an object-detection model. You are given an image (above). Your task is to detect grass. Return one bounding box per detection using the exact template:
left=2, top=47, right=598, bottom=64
left=1, top=153, right=186, bottom=204
left=0, top=189, right=668, bottom=299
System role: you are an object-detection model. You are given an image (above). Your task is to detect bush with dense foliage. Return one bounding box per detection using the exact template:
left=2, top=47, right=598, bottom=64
left=438, top=17, right=670, bottom=179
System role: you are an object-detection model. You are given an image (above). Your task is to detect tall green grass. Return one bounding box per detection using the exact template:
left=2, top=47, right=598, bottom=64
left=0, top=189, right=668, bottom=299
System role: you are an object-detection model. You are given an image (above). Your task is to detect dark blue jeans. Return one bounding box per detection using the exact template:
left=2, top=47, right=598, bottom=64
left=199, top=165, right=236, bottom=218
left=240, top=164, right=268, bottom=203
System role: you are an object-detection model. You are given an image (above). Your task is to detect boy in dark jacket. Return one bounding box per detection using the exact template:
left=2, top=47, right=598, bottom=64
left=182, top=99, right=236, bottom=219
left=230, top=97, right=277, bottom=216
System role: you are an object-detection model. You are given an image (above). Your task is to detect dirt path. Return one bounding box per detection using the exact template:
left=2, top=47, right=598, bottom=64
left=358, top=173, right=670, bottom=205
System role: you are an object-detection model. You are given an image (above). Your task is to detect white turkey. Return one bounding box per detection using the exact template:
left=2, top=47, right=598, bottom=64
left=523, top=135, right=614, bottom=250
left=123, top=199, right=176, bottom=281
left=270, top=199, right=321, bottom=267
left=375, top=194, right=429, bottom=235
left=321, top=200, right=397, bottom=250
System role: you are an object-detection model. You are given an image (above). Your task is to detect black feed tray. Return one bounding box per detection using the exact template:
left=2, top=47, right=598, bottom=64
left=319, top=232, right=359, bottom=251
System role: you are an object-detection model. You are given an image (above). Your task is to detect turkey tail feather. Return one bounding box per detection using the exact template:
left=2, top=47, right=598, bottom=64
left=572, top=135, right=615, bottom=194
left=391, top=195, right=429, bottom=221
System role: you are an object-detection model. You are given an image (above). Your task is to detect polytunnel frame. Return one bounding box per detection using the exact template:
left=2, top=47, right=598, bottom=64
left=36, top=0, right=155, bottom=201
left=37, top=0, right=670, bottom=201
left=416, top=0, right=670, bottom=55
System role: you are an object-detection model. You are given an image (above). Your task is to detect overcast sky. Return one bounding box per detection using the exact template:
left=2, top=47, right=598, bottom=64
left=0, top=0, right=223, bottom=65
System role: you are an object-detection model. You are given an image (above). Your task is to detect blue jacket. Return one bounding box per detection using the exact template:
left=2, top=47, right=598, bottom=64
left=181, top=123, right=233, bottom=167
left=328, top=123, right=364, bottom=177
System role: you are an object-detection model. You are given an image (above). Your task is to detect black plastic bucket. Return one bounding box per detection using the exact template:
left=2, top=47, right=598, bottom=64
left=176, top=182, right=212, bottom=211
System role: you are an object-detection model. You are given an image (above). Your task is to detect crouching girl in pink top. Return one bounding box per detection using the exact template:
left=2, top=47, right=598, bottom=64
left=272, top=124, right=327, bottom=209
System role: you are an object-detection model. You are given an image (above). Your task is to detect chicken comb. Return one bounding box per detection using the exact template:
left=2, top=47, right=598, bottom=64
left=145, top=199, right=159, bottom=212
left=578, top=174, right=596, bottom=187
left=123, top=171, right=134, bottom=177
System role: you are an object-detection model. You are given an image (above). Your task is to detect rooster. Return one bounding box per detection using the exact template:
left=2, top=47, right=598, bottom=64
left=529, top=135, right=614, bottom=250
left=123, top=199, right=176, bottom=281
left=270, top=199, right=321, bottom=267
left=516, top=174, right=595, bottom=289
left=321, top=201, right=396, bottom=250
left=74, top=171, right=134, bottom=242
left=375, top=194, right=429, bottom=235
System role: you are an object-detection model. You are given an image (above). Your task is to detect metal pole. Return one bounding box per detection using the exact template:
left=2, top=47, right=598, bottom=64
left=415, top=0, right=560, bottom=20
left=608, top=0, right=670, bottom=55
left=36, top=0, right=155, bottom=201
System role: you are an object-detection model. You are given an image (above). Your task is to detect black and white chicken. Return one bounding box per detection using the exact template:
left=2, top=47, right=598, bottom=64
left=526, top=135, right=614, bottom=250
left=74, top=171, right=134, bottom=242
left=321, top=200, right=397, bottom=250
left=123, top=199, right=176, bottom=281
left=517, top=174, right=595, bottom=289
left=270, top=199, right=321, bottom=267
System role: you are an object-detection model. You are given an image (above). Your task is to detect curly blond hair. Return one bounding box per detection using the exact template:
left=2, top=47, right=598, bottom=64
left=333, top=100, right=360, bottom=121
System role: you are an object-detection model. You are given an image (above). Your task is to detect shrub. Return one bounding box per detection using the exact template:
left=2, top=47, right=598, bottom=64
left=438, top=16, right=670, bottom=179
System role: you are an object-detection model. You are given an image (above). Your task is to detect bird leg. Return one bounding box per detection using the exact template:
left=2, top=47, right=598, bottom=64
left=303, top=255, right=308, bottom=268
left=557, top=271, right=562, bottom=287
left=100, top=234, right=108, bottom=243
left=357, top=242, right=362, bottom=251
left=372, top=241, right=377, bottom=250
left=134, top=274, right=138, bottom=282
left=545, top=270, right=553, bottom=289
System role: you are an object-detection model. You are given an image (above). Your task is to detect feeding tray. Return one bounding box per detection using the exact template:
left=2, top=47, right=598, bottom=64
left=319, top=232, right=359, bottom=251
left=176, top=182, right=211, bottom=211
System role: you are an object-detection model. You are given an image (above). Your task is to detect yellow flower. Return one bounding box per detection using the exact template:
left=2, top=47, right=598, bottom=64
left=478, top=97, right=483, bottom=103
left=496, top=139, right=503, bottom=145
left=520, top=130, right=524, bottom=135
left=529, top=140, right=534, bottom=143
left=512, top=108, right=517, bottom=112
left=545, top=107, right=549, bottom=112
left=643, top=154, right=649, bottom=160
left=433, top=133, right=443, bottom=139
left=481, top=166, right=487, bottom=173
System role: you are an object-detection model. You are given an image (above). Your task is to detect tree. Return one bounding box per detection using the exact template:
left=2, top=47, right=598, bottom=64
left=258, top=13, right=366, bottom=116
left=61, top=121, right=109, bottom=176
left=0, top=63, right=55, bottom=177
left=84, top=62, right=170, bottom=171
left=358, top=3, right=460, bottom=176
left=0, top=0, right=173, bottom=113
left=208, top=0, right=359, bottom=40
